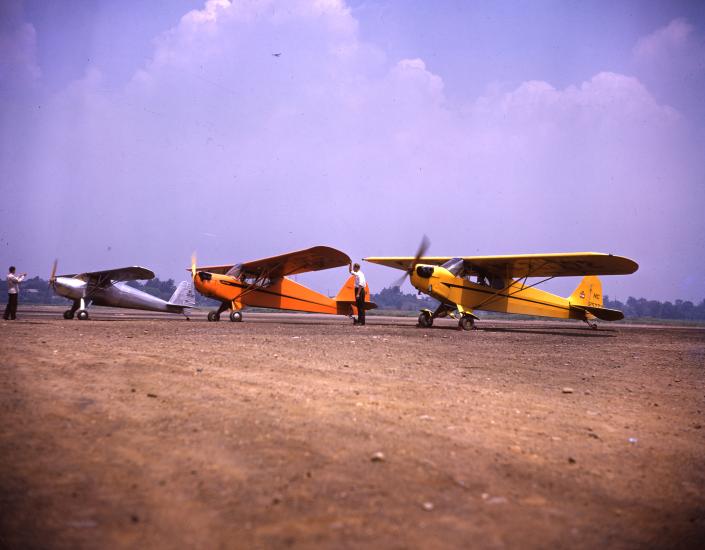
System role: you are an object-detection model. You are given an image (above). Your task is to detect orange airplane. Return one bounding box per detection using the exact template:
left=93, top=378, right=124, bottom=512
left=190, top=246, right=375, bottom=322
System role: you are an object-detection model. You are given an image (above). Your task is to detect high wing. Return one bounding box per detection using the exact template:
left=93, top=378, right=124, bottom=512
left=67, top=266, right=155, bottom=285
left=196, top=246, right=351, bottom=279
left=364, top=253, right=638, bottom=278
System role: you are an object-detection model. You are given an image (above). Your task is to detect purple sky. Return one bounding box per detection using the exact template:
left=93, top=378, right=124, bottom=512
left=1, top=0, right=704, bottom=302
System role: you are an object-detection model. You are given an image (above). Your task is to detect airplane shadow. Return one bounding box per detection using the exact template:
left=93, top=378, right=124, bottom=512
left=475, top=326, right=616, bottom=338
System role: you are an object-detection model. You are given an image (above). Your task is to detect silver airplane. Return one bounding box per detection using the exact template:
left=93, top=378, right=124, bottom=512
left=49, top=262, right=195, bottom=320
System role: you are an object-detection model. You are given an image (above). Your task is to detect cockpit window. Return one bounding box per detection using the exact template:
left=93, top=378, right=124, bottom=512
left=441, top=257, right=465, bottom=276
left=225, top=264, right=243, bottom=278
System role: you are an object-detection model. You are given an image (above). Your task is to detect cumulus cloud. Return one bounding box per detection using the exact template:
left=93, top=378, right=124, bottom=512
left=0, top=1, right=41, bottom=93
left=634, top=18, right=695, bottom=60
left=632, top=17, right=705, bottom=121
left=2, top=0, right=703, bottom=300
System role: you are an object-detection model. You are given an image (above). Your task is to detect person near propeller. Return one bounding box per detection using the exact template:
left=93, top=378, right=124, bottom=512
left=349, top=262, right=367, bottom=326
left=4, top=266, right=27, bottom=320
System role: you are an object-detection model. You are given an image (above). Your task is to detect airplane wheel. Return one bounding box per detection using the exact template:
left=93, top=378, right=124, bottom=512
left=207, top=311, right=221, bottom=322
left=229, top=311, right=243, bottom=322
left=63, top=310, right=75, bottom=320
left=77, top=310, right=89, bottom=321
left=418, top=311, right=433, bottom=328
left=459, top=316, right=474, bottom=331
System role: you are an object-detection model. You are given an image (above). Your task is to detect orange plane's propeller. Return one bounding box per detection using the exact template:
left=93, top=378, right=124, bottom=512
left=393, top=235, right=430, bottom=288
left=190, top=252, right=197, bottom=279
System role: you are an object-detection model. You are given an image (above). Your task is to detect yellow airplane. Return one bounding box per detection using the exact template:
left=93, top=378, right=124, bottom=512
left=365, top=239, right=638, bottom=330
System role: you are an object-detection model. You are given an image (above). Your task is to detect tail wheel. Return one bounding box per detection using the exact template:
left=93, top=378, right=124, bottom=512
left=77, top=310, right=89, bottom=321
left=63, top=310, right=75, bottom=320
left=207, top=311, right=221, bottom=322
left=229, top=311, right=243, bottom=322
left=418, top=311, right=433, bottom=328
left=459, top=316, right=475, bottom=331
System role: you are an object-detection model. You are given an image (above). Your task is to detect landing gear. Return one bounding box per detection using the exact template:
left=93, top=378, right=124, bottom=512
left=229, top=310, right=243, bottom=322
left=208, top=302, right=230, bottom=322
left=63, top=300, right=80, bottom=320
left=77, top=310, right=90, bottom=321
left=418, top=311, right=433, bottom=328
left=584, top=319, right=598, bottom=330
left=459, top=315, right=475, bottom=331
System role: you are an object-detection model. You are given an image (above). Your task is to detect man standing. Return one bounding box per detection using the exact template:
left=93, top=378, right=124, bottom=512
left=4, top=266, right=27, bottom=320
left=350, top=262, right=367, bottom=326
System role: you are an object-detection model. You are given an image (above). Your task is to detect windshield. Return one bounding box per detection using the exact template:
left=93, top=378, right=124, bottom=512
left=441, top=257, right=465, bottom=276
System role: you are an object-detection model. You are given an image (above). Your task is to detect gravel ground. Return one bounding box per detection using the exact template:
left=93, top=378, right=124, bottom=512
left=1, top=307, right=704, bottom=549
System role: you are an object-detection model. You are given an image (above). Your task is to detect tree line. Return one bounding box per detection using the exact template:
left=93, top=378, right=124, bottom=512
left=2, top=276, right=705, bottom=320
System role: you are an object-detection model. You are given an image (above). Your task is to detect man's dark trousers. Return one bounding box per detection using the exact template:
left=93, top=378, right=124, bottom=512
left=3, top=294, right=18, bottom=320
left=356, top=287, right=365, bottom=325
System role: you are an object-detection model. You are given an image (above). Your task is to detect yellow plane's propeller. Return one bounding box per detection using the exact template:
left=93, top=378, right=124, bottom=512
left=49, top=259, right=58, bottom=288
left=190, top=252, right=197, bottom=279
left=393, top=235, right=430, bottom=288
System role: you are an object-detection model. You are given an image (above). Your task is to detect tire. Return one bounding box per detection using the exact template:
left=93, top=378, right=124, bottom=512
left=459, top=316, right=474, bottom=331
left=418, top=311, right=433, bottom=328
left=77, top=310, right=89, bottom=321
left=207, top=311, right=221, bottom=322
left=63, top=310, right=75, bottom=320
left=229, top=311, right=243, bottom=322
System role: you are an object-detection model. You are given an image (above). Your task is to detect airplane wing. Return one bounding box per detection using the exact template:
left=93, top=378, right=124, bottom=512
left=196, top=246, right=351, bottom=279
left=73, top=266, right=155, bottom=285
left=365, top=253, right=638, bottom=278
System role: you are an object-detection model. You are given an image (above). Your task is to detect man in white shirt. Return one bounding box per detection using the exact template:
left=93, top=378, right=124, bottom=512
left=350, top=262, right=367, bottom=326
left=4, top=266, right=27, bottom=320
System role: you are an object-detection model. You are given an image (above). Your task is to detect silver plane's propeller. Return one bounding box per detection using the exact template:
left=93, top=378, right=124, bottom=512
left=393, top=235, right=430, bottom=288
left=191, top=252, right=197, bottom=279
left=49, top=259, right=58, bottom=288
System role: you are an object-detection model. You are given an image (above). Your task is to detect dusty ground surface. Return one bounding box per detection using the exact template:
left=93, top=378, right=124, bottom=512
left=1, top=306, right=704, bottom=549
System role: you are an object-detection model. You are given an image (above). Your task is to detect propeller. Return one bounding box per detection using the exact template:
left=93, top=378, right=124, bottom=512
left=49, top=259, right=58, bottom=288
left=190, top=252, right=197, bottom=279
left=393, top=235, right=430, bottom=288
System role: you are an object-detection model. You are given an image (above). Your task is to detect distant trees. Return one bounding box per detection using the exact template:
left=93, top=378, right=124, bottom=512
left=370, top=286, right=439, bottom=311
left=3, top=276, right=704, bottom=320
left=604, top=296, right=705, bottom=321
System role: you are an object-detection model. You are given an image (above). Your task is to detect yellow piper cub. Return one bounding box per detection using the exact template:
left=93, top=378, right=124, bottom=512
left=365, top=241, right=638, bottom=331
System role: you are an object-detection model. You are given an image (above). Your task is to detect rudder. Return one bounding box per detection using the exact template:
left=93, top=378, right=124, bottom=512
left=568, top=275, right=603, bottom=308
left=335, top=275, right=377, bottom=314
left=169, top=280, right=196, bottom=307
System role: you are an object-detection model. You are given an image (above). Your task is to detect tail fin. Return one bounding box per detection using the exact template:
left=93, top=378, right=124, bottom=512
left=168, top=280, right=196, bottom=307
left=568, top=276, right=624, bottom=321
left=569, top=276, right=603, bottom=308
left=335, top=275, right=377, bottom=315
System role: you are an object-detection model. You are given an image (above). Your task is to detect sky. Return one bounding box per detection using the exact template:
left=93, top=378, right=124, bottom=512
left=1, top=0, right=704, bottom=302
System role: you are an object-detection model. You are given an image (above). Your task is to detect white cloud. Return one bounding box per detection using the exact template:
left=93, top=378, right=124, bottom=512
left=634, top=18, right=694, bottom=60
left=0, top=1, right=41, bottom=91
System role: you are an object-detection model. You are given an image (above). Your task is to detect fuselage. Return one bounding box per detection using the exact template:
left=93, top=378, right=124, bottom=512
left=410, top=265, right=585, bottom=320
left=53, top=277, right=186, bottom=313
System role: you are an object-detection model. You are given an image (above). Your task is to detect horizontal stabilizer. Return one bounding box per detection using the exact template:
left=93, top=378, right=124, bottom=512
left=571, top=305, right=624, bottom=321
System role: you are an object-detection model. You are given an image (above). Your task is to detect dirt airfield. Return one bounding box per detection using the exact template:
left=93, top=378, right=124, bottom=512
left=1, top=306, right=704, bottom=549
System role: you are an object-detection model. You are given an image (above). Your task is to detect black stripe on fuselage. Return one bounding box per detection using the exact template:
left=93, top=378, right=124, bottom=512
left=218, top=279, right=331, bottom=308
left=441, top=281, right=572, bottom=312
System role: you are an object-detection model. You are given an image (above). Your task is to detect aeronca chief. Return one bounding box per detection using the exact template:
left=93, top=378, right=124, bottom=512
left=49, top=261, right=195, bottom=320
left=365, top=238, right=638, bottom=331
left=190, top=246, right=375, bottom=322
